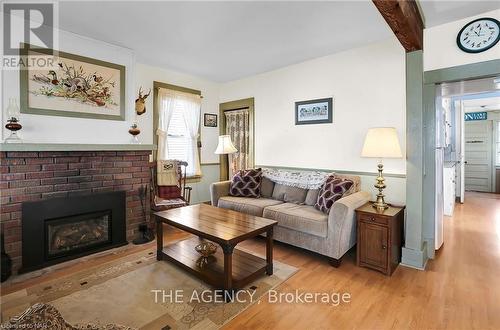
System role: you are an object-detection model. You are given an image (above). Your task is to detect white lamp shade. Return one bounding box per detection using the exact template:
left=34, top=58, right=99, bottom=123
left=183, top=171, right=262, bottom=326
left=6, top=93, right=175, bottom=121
left=361, top=127, right=402, bottom=158
left=215, top=135, right=238, bottom=154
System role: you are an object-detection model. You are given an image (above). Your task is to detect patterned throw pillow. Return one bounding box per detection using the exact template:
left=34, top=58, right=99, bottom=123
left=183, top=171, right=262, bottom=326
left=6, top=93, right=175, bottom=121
left=315, top=176, right=354, bottom=214
left=229, top=168, right=263, bottom=198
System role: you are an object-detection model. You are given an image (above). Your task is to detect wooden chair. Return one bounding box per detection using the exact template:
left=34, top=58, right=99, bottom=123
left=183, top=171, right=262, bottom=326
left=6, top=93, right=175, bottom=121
left=150, top=160, right=192, bottom=211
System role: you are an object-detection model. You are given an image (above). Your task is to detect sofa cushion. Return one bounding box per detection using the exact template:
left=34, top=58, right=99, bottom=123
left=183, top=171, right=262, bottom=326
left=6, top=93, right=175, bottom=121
left=263, top=203, right=328, bottom=237
left=315, top=176, right=354, bottom=214
left=334, top=174, right=360, bottom=196
left=261, top=177, right=275, bottom=198
left=304, top=189, right=319, bottom=206
left=272, top=184, right=307, bottom=204
left=284, top=188, right=307, bottom=204
left=218, top=196, right=283, bottom=217
left=229, top=168, right=262, bottom=198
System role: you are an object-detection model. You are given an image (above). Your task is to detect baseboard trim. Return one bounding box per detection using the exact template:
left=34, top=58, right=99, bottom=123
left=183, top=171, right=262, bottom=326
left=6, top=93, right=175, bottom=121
left=400, top=260, right=428, bottom=271
left=401, top=242, right=428, bottom=270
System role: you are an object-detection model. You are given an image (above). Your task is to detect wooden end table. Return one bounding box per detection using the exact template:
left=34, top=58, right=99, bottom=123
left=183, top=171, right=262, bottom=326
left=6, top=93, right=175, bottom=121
left=155, top=204, right=277, bottom=298
left=355, top=202, right=405, bottom=276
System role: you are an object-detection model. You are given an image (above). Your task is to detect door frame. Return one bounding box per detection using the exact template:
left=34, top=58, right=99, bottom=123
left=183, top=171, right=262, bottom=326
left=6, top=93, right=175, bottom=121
left=218, top=98, right=255, bottom=180
left=422, top=59, right=500, bottom=260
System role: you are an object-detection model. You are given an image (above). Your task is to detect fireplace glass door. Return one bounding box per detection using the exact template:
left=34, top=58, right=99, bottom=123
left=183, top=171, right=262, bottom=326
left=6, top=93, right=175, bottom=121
left=45, top=210, right=112, bottom=259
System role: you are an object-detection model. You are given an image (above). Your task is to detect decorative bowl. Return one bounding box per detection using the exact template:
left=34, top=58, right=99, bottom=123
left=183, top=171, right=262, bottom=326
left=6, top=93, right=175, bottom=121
left=195, top=242, right=217, bottom=257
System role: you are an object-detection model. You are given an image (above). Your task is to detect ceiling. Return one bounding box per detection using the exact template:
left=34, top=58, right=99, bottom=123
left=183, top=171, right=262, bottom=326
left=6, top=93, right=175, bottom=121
left=58, top=1, right=393, bottom=82
left=463, top=96, right=500, bottom=111
left=419, top=0, right=500, bottom=27
left=56, top=1, right=500, bottom=82
left=441, top=76, right=500, bottom=97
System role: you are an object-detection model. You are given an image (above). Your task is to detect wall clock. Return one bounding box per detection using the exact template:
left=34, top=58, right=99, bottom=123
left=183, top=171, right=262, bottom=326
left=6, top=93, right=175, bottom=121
left=456, top=17, right=500, bottom=53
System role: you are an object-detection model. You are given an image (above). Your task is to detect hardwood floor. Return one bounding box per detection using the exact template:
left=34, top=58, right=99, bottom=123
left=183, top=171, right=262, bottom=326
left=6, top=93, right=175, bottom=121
left=225, top=192, right=500, bottom=329
left=2, top=192, right=500, bottom=329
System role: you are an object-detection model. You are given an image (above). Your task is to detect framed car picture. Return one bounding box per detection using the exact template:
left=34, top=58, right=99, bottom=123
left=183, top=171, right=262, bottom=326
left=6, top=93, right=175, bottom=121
left=204, top=113, right=218, bottom=127
left=295, top=97, right=333, bottom=125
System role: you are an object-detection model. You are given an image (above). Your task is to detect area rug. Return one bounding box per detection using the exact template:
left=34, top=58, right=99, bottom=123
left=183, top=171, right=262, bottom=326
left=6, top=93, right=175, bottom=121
left=0, top=245, right=298, bottom=329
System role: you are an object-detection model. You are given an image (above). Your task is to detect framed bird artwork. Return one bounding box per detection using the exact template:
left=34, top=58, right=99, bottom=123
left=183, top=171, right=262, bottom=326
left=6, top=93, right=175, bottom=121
left=20, top=43, right=126, bottom=121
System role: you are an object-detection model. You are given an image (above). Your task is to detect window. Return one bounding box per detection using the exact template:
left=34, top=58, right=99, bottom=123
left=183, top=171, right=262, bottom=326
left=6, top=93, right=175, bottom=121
left=166, top=102, right=191, bottom=165
left=157, top=86, right=202, bottom=178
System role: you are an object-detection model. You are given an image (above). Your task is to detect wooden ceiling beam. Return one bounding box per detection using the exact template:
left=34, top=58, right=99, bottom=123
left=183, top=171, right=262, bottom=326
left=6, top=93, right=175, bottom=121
left=372, top=0, right=424, bottom=52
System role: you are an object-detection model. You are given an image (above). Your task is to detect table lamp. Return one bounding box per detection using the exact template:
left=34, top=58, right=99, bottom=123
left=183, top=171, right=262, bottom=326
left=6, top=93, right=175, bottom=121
left=215, top=135, right=238, bottom=177
left=361, top=127, right=402, bottom=209
left=215, top=135, right=237, bottom=154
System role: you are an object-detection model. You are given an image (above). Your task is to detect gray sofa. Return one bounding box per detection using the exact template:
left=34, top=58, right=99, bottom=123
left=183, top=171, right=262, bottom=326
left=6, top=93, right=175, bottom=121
left=210, top=174, right=370, bottom=266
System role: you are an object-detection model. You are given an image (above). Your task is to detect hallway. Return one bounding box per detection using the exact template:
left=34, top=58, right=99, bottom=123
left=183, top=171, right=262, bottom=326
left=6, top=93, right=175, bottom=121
left=421, top=192, right=500, bottom=328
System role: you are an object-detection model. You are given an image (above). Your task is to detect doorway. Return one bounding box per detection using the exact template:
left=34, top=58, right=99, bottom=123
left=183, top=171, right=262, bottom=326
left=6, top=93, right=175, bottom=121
left=218, top=98, right=255, bottom=180
left=434, top=88, right=500, bottom=253
left=437, top=81, right=500, bottom=201
left=423, top=61, right=500, bottom=260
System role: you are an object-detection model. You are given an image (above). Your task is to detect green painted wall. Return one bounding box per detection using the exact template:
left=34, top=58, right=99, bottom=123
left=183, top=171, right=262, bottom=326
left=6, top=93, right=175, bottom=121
left=190, top=164, right=220, bottom=204
left=422, top=83, right=437, bottom=259
left=401, top=50, right=427, bottom=269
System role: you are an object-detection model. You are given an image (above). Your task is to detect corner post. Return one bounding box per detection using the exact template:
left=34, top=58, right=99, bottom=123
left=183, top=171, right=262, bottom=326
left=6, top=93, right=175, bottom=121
left=402, top=50, right=428, bottom=269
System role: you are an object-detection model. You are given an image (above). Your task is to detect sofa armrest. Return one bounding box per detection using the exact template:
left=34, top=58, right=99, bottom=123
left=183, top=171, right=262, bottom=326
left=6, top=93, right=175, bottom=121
left=210, top=181, right=231, bottom=206
left=327, top=191, right=371, bottom=259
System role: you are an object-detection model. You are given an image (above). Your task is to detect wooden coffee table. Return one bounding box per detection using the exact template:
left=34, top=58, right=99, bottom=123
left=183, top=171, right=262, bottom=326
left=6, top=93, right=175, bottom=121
left=155, top=204, right=278, bottom=296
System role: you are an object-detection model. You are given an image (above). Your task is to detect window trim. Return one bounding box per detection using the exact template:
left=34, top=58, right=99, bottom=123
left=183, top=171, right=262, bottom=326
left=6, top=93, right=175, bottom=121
left=153, top=81, right=202, bottom=181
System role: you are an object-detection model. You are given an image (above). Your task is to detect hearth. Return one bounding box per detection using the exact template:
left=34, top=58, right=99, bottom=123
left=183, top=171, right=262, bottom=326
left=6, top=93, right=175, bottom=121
left=21, top=191, right=126, bottom=272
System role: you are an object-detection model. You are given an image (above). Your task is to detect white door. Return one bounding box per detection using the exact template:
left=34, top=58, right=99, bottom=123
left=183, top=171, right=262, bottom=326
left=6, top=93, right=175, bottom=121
left=464, top=120, right=493, bottom=192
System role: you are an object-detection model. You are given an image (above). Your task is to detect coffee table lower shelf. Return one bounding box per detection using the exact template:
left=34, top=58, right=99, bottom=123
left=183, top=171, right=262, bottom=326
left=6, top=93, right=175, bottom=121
left=160, top=236, right=268, bottom=289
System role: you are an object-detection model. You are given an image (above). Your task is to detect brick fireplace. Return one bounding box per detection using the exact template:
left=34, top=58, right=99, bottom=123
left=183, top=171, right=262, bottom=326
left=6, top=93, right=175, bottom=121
left=0, top=149, right=152, bottom=273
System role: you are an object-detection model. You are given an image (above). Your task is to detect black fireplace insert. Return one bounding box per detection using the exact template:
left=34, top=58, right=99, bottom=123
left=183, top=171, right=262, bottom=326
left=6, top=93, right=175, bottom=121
left=21, top=191, right=126, bottom=273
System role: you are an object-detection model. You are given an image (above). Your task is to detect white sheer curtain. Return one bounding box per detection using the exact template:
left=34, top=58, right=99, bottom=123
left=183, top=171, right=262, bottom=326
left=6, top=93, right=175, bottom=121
left=182, top=93, right=202, bottom=176
left=156, top=87, right=201, bottom=177
left=156, top=88, right=176, bottom=160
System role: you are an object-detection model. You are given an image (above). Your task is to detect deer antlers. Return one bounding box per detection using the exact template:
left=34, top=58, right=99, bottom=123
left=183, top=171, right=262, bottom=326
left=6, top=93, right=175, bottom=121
left=135, top=86, right=151, bottom=116
left=138, top=86, right=151, bottom=100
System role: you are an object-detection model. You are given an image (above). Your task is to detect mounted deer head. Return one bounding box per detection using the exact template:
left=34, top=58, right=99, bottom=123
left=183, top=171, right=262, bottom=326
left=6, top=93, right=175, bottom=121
left=135, top=86, right=151, bottom=115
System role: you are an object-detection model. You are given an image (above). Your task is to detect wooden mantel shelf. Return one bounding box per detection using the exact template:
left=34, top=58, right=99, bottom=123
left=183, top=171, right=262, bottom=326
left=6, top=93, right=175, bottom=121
left=0, top=143, right=157, bottom=152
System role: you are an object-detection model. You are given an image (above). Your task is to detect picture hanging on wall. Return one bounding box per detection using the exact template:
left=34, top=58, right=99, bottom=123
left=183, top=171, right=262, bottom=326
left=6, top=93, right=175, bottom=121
left=20, top=44, right=126, bottom=121
left=204, top=113, right=218, bottom=127
left=295, top=97, right=333, bottom=125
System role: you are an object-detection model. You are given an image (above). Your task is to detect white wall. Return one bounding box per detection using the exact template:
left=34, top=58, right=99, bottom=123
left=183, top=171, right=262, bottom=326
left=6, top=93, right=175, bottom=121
left=219, top=37, right=407, bottom=204
left=1, top=22, right=221, bottom=203
left=2, top=27, right=136, bottom=144
left=1, top=31, right=221, bottom=161
left=219, top=38, right=406, bottom=174
left=424, top=9, right=500, bottom=71
left=3, top=22, right=409, bottom=203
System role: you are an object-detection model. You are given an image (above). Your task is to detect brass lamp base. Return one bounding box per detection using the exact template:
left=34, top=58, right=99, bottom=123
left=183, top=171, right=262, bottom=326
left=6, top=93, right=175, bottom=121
left=373, top=162, right=389, bottom=210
